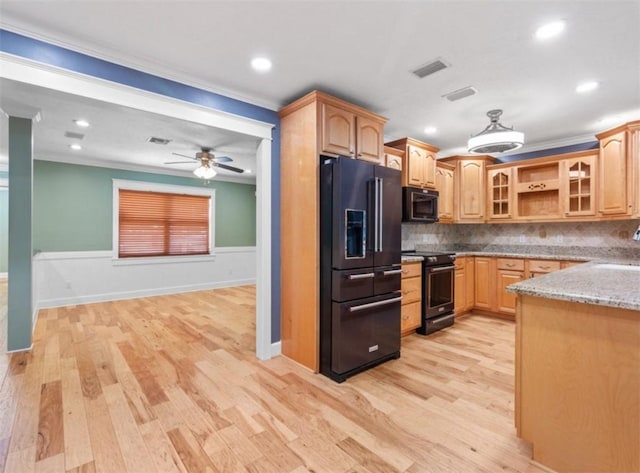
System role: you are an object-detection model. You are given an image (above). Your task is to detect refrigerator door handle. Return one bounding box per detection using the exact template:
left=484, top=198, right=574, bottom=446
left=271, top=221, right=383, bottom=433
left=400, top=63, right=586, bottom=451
left=378, top=177, right=383, bottom=252
left=348, top=296, right=403, bottom=313
left=373, top=178, right=380, bottom=252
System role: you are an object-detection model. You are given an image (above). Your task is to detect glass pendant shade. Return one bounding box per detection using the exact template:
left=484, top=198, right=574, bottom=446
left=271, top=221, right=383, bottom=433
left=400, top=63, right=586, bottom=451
left=194, top=165, right=217, bottom=179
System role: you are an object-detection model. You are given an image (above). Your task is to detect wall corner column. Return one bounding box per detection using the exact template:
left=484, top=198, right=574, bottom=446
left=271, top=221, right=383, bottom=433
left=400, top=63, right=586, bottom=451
left=5, top=113, right=37, bottom=352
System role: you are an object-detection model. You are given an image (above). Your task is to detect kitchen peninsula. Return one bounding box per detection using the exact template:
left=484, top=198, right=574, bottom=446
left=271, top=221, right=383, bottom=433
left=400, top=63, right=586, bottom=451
left=508, top=263, right=640, bottom=473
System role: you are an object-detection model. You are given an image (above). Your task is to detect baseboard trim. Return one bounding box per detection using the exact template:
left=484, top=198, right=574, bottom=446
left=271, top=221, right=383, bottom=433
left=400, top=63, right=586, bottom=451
left=37, top=278, right=256, bottom=309
left=270, top=341, right=281, bottom=357
left=7, top=343, right=33, bottom=354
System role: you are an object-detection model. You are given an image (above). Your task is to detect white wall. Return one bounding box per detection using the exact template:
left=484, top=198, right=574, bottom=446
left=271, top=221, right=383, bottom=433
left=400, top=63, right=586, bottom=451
left=33, top=247, right=256, bottom=309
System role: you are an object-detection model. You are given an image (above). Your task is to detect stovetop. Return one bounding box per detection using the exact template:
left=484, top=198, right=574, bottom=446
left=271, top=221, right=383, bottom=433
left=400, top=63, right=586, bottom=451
left=402, top=250, right=455, bottom=257
left=402, top=250, right=456, bottom=266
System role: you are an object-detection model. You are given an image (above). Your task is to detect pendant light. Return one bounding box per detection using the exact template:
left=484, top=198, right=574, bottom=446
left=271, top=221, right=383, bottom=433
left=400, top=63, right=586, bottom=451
left=468, top=109, right=524, bottom=154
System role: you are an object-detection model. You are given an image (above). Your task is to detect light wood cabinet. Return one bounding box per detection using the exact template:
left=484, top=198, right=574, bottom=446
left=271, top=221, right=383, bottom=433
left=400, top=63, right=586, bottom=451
left=454, top=256, right=475, bottom=315
left=526, top=259, right=561, bottom=278
left=386, top=138, right=439, bottom=189
left=279, top=90, right=387, bottom=371
left=439, top=156, right=495, bottom=223
left=496, top=258, right=525, bottom=316
left=474, top=257, right=496, bottom=311
left=435, top=162, right=455, bottom=223
left=562, top=152, right=596, bottom=217
left=596, top=127, right=633, bottom=217
left=401, top=262, right=422, bottom=335
left=384, top=146, right=403, bottom=171
left=487, top=168, right=513, bottom=220
left=320, top=100, right=385, bottom=165
left=513, top=159, right=561, bottom=220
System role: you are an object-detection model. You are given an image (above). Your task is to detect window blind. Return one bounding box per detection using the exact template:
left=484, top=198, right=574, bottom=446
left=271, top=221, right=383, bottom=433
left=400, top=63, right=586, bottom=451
left=118, top=189, right=210, bottom=258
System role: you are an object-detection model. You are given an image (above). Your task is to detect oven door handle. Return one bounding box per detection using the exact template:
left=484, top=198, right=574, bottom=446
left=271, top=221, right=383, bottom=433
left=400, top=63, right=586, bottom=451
left=348, top=296, right=402, bottom=313
left=429, top=313, right=455, bottom=324
left=427, top=265, right=455, bottom=273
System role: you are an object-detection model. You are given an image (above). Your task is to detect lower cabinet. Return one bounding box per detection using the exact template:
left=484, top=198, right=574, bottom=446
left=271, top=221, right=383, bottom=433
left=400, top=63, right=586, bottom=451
left=474, top=257, right=496, bottom=311
left=454, top=256, right=475, bottom=315
left=462, top=255, right=580, bottom=319
left=496, top=258, right=526, bottom=315
left=401, top=262, right=422, bottom=335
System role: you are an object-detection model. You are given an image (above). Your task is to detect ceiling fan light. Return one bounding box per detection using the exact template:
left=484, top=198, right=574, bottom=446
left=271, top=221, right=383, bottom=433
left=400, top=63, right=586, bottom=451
left=467, top=110, right=525, bottom=154
left=194, top=165, right=217, bottom=179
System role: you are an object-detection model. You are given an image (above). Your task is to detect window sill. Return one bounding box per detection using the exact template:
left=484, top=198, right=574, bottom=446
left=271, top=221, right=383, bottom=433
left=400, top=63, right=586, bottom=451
left=112, top=254, right=216, bottom=266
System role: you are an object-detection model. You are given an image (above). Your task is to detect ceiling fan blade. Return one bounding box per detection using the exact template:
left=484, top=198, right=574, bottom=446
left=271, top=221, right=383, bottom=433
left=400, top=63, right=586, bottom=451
left=212, top=155, right=233, bottom=163
left=212, top=162, right=245, bottom=173
left=164, top=160, right=196, bottom=165
left=171, top=152, right=197, bottom=160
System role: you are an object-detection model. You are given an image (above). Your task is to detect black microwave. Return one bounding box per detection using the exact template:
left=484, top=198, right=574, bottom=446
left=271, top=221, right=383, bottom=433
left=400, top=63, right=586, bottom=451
left=402, top=187, right=439, bottom=223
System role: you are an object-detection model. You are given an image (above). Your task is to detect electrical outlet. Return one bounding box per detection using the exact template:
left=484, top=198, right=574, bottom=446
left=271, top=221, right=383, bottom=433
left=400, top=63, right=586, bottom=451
left=519, top=234, right=526, bottom=243
left=633, top=225, right=640, bottom=241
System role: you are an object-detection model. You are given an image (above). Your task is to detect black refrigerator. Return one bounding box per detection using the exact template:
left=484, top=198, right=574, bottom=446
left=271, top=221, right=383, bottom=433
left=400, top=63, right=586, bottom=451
left=320, top=156, right=402, bottom=383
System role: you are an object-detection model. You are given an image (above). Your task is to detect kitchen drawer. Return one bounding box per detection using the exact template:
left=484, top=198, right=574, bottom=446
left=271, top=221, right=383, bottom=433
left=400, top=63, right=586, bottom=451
left=401, top=276, right=421, bottom=304
left=401, top=262, right=422, bottom=279
left=528, top=259, right=561, bottom=273
left=497, top=258, right=525, bottom=271
left=401, top=301, right=421, bottom=334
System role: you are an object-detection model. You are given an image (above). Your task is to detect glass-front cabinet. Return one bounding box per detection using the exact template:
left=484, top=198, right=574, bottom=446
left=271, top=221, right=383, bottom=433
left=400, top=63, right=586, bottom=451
left=487, top=168, right=512, bottom=219
left=562, top=153, right=596, bottom=217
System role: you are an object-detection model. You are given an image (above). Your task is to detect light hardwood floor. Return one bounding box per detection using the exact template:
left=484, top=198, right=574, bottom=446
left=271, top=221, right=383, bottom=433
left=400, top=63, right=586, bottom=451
left=0, top=286, right=534, bottom=472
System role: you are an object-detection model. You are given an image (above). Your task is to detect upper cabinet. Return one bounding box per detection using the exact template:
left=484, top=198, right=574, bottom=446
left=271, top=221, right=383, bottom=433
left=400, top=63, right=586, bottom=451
left=384, top=146, right=404, bottom=171
left=596, top=122, right=640, bottom=217
left=321, top=100, right=385, bottom=165
left=385, top=138, right=439, bottom=189
left=435, top=161, right=455, bottom=223
left=487, top=168, right=513, bottom=220
left=439, top=155, right=495, bottom=223
left=562, top=152, right=596, bottom=217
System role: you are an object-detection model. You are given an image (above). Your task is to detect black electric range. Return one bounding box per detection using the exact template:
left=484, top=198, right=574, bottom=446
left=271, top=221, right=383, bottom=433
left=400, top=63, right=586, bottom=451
left=402, top=250, right=456, bottom=334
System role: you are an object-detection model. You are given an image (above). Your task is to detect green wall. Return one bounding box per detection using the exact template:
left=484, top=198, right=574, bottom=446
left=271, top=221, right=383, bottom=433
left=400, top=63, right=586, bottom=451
left=0, top=188, right=7, bottom=273
left=33, top=160, right=256, bottom=252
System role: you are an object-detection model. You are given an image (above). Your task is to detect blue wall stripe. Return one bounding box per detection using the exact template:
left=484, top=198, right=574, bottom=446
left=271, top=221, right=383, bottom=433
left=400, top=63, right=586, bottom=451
left=0, top=29, right=282, bottom=343
left=498, top=141, right=599, bottom=163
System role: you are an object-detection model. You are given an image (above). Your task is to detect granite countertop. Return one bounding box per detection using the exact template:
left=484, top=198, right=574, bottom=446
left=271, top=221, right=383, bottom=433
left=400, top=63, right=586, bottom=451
left=507, top=261, right=640, bottom=311
left=450, top=251, right=590, bottom=262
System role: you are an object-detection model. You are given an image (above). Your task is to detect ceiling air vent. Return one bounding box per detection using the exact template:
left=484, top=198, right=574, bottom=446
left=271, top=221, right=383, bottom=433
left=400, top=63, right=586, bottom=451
left=147, top=136, right=172, bottom=145
left=411, top=58, right=450, bottom=79
left=64, top=131, right=84, bottom=140
left=442, top=86, right=478, bottom=102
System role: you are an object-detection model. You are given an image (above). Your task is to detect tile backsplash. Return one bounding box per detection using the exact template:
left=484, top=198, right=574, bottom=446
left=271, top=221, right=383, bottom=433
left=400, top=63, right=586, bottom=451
left=403, top=219, right=640, bottom=259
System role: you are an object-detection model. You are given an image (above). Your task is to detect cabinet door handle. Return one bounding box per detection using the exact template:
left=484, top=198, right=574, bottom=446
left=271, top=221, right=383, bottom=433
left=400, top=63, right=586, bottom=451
left=539, top=265, right=550, bottom=270
left=506, top=263, right=515, bottom=267
left=358, top=152, right=363, bottom=157
left=350, top=150, right=355, bottom=155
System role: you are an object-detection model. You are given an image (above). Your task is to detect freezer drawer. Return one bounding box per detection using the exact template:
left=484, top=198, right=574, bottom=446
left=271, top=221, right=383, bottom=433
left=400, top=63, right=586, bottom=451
left=331, top=294, right=401, bottom=375
left=374, top=265, right=402, bottom=295
left=332, top=268, right=375, bottom=302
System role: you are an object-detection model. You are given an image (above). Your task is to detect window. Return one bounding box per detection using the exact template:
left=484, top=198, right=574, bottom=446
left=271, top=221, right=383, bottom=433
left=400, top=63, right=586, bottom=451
left=113, top=180, right=215, bottom=260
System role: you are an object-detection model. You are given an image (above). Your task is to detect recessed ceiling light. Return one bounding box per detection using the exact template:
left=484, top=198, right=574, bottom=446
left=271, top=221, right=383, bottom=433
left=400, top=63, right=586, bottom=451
left=424, top=126, right=437, bottom=135
left=70, top=143, right=82, bottom=150
left=74, top=119, right=90, bottom=128
left=576, top=81, right=599, bottom=93
left=244, top=169, right=252, bottom=174
left=535, top=20, right=566, bottom=40
left=251, top=57, right=272, bottom=73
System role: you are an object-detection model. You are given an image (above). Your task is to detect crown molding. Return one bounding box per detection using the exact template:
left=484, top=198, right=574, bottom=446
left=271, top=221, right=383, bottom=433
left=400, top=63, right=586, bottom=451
left=0, top=23, right=281, bottom=112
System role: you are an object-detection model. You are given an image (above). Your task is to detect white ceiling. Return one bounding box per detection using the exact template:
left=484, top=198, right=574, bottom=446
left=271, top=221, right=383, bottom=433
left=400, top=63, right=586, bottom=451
left=0, top=78, right=262, bottom=181
left=0, top=0, right=639, bottom=172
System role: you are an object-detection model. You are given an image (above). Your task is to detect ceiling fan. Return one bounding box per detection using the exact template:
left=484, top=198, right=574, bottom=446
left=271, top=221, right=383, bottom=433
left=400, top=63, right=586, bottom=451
left=165, top=147, right=245, bottom=178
